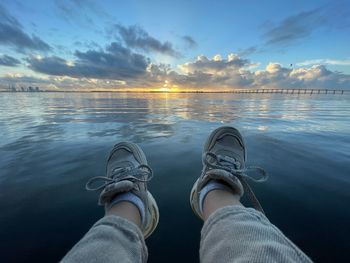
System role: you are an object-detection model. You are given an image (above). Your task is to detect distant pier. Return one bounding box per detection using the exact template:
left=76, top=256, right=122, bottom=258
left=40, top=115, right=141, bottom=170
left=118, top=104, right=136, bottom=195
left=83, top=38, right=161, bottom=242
left=0, top=88, right=347, bottom=94
left=230, top=89, right=346, bottom=95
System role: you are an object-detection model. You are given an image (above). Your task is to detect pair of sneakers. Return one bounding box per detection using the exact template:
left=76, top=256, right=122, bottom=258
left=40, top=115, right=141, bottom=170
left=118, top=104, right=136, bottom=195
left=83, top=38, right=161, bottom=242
left=86, top=126, right=268, bottom=238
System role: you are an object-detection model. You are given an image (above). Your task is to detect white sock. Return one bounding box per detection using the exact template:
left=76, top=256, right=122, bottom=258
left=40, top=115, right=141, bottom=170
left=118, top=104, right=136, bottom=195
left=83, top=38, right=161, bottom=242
left=108, top=192, right=146, bottom=224
left=199, top=180, right=233, bottom=214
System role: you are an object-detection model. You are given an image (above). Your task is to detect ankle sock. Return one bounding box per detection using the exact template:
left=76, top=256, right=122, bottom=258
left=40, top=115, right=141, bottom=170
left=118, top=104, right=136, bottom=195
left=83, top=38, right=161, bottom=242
left=108, top=192, right=146, bottom=224
left=199, top=180, right=233, bottom=214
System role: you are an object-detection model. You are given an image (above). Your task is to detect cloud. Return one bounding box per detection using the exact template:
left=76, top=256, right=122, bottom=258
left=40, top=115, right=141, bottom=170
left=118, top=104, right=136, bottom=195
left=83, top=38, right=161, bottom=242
left=296, top=59, right=350, bottom=67
left=182, top=35, right=197, bottom=48
left=238, top=46, right=258, bottom=57
left=54, top=0, right=109, bottom=26
left=1, top=73, right=51, bottom=85
left=239, top=3, right=350, bottom=54
left=178, top=53, right=250, bottom=74
left=27, top=42, right=149, bottom=79
left=263, top=8, right=327, bottom=46
left=254, top=63, right=350, bottom=89
left=167, top=54, right=255, bottom=88
left=74, top=40, right=100, bottom=49
left=5, top=51, right=350, bottom=90
left=0, top=55, right=21, bottom=66
left=167, top=55, right=350, bottom=90
left=115, top=24, right=181, bottom=57
left=0, top=73, right=129, bottom=90
left=0, top=4, right=51, bottom=52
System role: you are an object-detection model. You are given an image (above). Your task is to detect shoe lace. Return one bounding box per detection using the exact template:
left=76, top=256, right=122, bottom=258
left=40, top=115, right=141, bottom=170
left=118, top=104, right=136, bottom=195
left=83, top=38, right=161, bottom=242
left=203, top=151, right=268, bottom=214
left=85, top=164, right=153, bottom=191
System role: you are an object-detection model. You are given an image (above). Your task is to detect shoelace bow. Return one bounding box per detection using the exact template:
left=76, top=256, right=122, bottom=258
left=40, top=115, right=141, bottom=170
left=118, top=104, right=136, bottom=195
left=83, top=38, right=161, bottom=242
left=203, top=151, right=268, bottom=214
left=85, top=164, right=153, bottom=191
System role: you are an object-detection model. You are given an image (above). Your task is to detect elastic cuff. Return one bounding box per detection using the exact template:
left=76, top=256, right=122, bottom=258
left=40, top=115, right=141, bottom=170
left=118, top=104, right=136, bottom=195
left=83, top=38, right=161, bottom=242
left=107, top=192, right=146, bottom=225
left=199, top=180, right=234, bottom=213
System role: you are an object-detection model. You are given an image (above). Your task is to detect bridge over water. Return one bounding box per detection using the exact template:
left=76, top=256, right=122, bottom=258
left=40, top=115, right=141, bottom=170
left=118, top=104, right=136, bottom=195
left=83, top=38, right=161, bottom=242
left=230, top=89, right=346, bottom=94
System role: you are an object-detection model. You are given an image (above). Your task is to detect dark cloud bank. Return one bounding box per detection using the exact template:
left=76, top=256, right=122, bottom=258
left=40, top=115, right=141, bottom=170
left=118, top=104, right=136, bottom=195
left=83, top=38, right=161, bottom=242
left=0, top=4, right=51, bottom=52
left=115, top=24, right=181, bottom=57
left=182, top=35, right=197, bottom=48
left=28, top=42, right=149, bottom=80
left=0, top=55, right=21, bottom=66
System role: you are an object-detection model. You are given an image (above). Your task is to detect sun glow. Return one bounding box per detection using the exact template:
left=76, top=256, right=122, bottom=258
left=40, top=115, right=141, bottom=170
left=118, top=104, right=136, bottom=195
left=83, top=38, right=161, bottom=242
left=65, top=60, right=75, bottom=67
left=159, top=87, right=171, bottom=92
left=157, top=80, right=172, bottom=92
left=157, top=80, right=179, bottom=92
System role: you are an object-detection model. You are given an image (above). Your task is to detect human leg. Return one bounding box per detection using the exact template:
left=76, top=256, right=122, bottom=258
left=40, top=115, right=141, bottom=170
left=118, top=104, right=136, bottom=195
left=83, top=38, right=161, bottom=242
left=61, top=142, right=159, bottom=263
left=190, top=126, right=312, bottom=263
left=61, top=215, right=147, bottom=263
left=202, top=189, right=242, bottom=220
left=106, top=201, right=142, bottom=227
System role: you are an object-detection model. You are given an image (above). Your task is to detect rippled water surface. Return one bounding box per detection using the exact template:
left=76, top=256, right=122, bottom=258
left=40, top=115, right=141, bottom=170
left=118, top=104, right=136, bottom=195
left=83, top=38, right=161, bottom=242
left=0, top=92, right=349, bottom=262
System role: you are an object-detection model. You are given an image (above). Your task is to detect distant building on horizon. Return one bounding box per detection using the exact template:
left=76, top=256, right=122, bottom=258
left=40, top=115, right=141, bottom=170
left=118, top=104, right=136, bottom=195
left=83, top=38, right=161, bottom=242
left=7, top=84, right=42, bottom=92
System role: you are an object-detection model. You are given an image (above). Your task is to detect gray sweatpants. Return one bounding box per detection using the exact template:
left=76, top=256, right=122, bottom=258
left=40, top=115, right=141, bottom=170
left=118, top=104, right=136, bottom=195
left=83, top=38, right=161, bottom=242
left=62, top=205, right=312, bottom=262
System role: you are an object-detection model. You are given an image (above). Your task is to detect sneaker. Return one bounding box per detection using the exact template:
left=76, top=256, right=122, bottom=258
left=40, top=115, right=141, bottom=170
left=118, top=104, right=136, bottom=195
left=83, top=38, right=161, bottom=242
left=86, top=142, right=159, bottom=238
left=190, top=126, right=268, bottom=219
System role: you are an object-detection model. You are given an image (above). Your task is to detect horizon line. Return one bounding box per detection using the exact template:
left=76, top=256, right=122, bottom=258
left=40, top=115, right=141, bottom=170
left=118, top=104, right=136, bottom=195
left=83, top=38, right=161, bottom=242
left=0, top=88, right=348, bottom=94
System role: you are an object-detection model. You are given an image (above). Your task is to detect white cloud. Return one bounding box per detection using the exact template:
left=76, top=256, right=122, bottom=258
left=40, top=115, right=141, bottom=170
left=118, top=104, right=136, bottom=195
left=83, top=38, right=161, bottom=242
left=253, top=63, right=350, bottom=89
left=0, top=73, right=131, bottom=90
left=178, top=53, right=250, bottom=74
left=2, top=53, right=350, bottom=90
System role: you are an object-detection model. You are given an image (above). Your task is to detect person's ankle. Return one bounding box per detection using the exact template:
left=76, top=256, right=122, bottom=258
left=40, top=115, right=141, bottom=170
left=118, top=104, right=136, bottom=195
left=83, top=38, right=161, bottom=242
left=106, top=192, right=145, bottom=227
left=202, top=189, right=242, bottom=221
left=106, top=201, right=142, bottom=227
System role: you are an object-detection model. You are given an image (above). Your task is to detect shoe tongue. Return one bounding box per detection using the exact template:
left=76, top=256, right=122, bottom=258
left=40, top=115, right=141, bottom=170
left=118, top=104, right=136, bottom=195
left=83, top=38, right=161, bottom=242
left=108, top=161, right=135, bottom=178
left=111, top=149, right=140, bottom=167
left=218, top=134, right=242, bottom=147
left=215, top=149, right=244, bottom=168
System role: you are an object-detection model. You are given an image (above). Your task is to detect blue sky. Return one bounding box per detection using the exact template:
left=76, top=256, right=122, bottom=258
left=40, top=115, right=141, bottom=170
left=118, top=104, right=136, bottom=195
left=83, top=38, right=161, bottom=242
left=0, top=0, right=349, bottom=91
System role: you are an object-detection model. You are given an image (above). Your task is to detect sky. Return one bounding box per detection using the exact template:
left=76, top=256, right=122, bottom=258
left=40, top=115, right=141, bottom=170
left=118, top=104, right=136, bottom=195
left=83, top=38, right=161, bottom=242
left=0, top=0, right=349, bottom=91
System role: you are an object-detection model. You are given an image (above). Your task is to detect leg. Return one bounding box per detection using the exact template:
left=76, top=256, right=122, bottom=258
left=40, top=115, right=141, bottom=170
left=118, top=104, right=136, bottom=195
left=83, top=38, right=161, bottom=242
left=62, top=214, right=147, bottom=263
left=202, top=189, right=242, bottom=220
left=62, top=142, right=159, bottom=263
left=200, top=189, right=312, bottom=263
left=190, top=126, right=312, bottom=263
left=107, top=201, right=142, bottom=227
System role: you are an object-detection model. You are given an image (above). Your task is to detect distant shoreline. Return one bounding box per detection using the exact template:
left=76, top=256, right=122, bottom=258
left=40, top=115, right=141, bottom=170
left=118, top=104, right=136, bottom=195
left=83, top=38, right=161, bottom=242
left=0, top=89, right=348, bottom=94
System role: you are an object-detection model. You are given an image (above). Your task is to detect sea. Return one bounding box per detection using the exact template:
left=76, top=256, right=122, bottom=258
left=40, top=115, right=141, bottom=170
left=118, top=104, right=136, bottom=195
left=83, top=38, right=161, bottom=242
left=0, top=92, right=349, bottom=262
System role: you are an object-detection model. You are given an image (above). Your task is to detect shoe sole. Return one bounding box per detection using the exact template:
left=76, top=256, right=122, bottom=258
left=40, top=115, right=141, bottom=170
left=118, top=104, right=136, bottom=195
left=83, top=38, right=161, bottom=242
left=190, top=178, right=202, bottom=219
left=144, top=191, right=159, bottom=239
left=190, top=126, right=246, bottom=219
left=109, top=142, right=159, bottom=239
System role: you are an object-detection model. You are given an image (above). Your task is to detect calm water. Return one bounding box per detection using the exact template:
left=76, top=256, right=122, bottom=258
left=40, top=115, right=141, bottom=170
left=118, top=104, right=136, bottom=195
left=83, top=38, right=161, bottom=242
left=0, top=92, right=349, bottom=262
